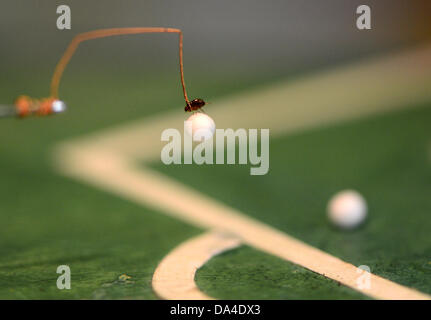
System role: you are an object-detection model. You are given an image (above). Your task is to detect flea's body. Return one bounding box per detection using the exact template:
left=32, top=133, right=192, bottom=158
left=185, top=98, right=206, bottom=112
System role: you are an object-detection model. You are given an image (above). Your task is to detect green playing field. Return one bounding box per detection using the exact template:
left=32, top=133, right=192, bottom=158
left=152, top=103, right=431, bottom=298
left=0, top=58, right=430, bottom=299
left=0, top=68, right=242, bottom=299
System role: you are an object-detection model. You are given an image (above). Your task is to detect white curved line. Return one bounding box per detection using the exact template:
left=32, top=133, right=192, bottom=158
left=152, top=231, right=241, bottom=300
left=54, top=45, right=431, bottom=300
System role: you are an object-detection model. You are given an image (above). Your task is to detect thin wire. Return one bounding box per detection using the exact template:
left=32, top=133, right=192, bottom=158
left=0, top=104, right=16, bottom=118
left=50, top=27, right=191, bottom=106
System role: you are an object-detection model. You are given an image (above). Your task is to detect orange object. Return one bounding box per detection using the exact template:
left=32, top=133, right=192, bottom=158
left=14, top=95, right=56, bottom=117
left=37, top=97, right=56, bottom=116
left=11, top=27, right=195, bottom=119
left=14, top=95, right=32, bottom=117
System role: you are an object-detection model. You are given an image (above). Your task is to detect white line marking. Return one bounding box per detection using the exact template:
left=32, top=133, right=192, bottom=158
left=54, top=44, right=431, bottom=300
left=152, top=231, right=241, bottom=300
left=69, top=44, right=431, bottom=163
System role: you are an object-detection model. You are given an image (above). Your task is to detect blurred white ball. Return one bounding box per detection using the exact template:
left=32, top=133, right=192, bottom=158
left=327, top=190, right=367, bottom=229
left=186, top=113, right=216, bottom=141
left=52, top=100, right=67, bottom=113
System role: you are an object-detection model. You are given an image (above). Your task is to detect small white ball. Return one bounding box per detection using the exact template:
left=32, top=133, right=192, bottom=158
left=52, top=100, right=67, bottom=113
left=186, top=113, right=216, bottom=141
left=327, top=190, right=367, bottom=229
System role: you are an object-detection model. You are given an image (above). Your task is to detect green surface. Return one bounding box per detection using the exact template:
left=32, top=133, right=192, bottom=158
left=0, top=67, right=268, bottom=299
left=196, top=246, right=367, bottom=299
left=1, top=61, right=430, bottom=299
left=151, top=104, right=431, bottom=298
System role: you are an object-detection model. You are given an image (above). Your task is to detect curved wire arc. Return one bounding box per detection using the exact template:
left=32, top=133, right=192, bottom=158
left=50, top=27, right=190, bottom=106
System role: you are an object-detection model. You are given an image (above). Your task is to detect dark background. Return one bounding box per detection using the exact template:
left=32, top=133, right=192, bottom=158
left=1, top=0, right=430, bottom=75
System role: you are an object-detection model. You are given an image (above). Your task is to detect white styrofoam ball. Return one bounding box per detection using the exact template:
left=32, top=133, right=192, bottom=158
left=186, top=113, right=216, bottom=141
left=327, top=190, right=367, bottom=229
left=52, top=100, right=67, bottom=113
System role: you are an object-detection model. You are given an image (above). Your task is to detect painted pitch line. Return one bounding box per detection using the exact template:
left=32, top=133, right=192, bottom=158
left=64, top=44, right=431, bottom=163
left=54, top=44, right=431, bottom=300
left=56, top=149, right=431, bottom=300
left=152, top=231, right=241, bottom=300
